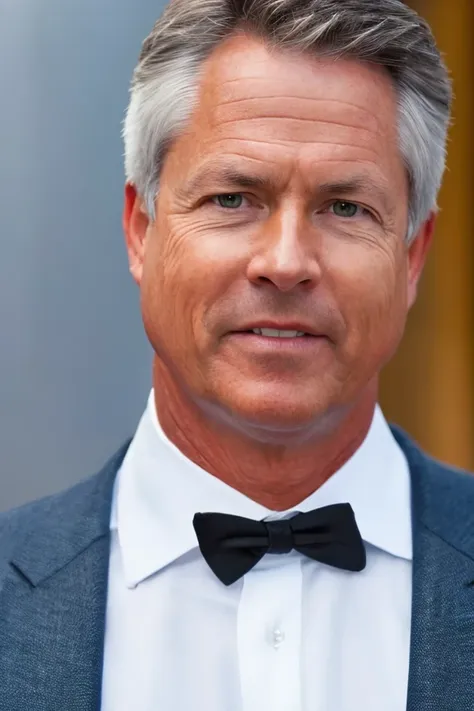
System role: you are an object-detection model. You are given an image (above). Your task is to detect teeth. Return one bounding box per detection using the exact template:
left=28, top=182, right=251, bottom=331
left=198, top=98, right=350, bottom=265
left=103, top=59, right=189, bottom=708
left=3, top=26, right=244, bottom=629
left=252, top=328, right=306, bottom=338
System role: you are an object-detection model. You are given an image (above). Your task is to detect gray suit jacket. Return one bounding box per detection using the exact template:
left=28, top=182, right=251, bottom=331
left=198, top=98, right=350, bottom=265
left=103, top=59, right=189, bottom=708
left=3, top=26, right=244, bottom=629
left=1, top=427, right=474, bottom=710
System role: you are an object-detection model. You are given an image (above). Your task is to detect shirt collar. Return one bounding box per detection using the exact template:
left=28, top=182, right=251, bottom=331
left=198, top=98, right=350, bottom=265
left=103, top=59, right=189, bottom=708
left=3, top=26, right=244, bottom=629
left=112, top=390, right=412, bottom=588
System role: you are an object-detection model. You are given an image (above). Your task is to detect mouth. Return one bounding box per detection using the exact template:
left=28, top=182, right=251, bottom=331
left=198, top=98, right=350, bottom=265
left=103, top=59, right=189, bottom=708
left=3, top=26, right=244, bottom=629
left=232, top=322, right=324, bottom=339
left=226, top=327, right=328, bottom=357
left=244, top=327, right=309, bottom=338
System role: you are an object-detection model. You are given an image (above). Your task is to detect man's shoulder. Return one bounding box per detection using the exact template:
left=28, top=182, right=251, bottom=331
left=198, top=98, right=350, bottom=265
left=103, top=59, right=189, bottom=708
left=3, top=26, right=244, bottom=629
left=392, top=424, right=474, bottom=495
left=0, top=440, right=131, bottom=580
left=0, top=472, right=107, bottom=547
left=392, top=424, right=474, bottom=551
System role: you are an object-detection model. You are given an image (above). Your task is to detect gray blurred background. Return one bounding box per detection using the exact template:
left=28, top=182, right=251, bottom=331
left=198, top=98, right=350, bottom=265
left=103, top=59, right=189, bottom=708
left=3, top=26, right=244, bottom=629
left=0, top=0, right=166, bottom=511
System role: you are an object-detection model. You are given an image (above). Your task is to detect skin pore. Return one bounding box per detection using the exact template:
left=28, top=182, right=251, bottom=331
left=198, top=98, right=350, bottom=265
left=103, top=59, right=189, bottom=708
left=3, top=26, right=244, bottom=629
left=123, top=33, right=435, bottom=510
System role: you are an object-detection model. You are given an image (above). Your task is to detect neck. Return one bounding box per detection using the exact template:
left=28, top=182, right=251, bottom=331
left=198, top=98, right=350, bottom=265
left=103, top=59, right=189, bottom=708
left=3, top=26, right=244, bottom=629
left=152, top=358, right=377, bottom=511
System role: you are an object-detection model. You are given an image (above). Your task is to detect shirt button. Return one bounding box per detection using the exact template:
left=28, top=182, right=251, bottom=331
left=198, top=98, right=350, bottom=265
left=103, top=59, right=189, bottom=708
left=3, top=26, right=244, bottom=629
left=272, top=628, right=285, bottom=649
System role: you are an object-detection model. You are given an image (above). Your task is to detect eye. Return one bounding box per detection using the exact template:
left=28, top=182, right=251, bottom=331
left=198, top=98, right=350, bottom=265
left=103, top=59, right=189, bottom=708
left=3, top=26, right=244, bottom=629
left=212, top=194, right=244, bottom=209
left=330, top=201, right=362, bottom=218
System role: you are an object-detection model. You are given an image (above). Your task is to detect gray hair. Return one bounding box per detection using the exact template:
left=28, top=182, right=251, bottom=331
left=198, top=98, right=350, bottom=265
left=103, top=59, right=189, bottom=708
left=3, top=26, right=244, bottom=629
left=123, top=0, right=452, bottom=242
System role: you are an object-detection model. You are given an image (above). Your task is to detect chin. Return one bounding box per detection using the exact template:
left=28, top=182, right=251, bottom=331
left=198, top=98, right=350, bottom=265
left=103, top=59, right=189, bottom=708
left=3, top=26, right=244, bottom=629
left=211, top=382, right=338, bottom=441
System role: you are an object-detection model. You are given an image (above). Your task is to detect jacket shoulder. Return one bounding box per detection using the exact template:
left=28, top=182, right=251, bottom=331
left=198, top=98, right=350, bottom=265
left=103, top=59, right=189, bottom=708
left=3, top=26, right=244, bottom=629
left=0, top=476, right=98, bottom=556
left=0, top=441, right=131, bottom=581
left=392, top=425, right=474, bottom=553
left=392, top=424, right=474, bottom=494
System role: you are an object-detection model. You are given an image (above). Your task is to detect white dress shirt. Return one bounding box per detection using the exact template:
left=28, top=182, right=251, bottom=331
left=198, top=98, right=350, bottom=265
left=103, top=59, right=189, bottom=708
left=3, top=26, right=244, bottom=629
left=101, top=390, right=412, bottom=711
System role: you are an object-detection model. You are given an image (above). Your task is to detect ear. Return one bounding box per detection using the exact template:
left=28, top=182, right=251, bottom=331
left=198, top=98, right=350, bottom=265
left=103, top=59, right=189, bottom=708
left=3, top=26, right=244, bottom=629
left=406, top=211, right=437, bottom=310
left=123, top=183, right=152, bottom=285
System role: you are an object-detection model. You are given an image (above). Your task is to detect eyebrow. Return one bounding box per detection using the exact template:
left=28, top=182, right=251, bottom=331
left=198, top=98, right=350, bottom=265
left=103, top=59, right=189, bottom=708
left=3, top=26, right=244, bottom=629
left=316, top=177, right=394, bottom=214
left=177, top=165, right=275, bottom=198
left=179, top=164, right=394, bottom=213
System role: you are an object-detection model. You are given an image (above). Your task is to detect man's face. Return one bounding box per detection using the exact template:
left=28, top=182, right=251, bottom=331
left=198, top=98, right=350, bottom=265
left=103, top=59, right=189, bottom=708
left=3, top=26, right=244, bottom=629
left=125, top=34, right=433, bottom=436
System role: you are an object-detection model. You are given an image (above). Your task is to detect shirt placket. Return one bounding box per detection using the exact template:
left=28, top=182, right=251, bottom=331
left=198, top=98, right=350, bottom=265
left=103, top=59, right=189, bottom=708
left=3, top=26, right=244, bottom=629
left=237, top=557, right=303, bottom=711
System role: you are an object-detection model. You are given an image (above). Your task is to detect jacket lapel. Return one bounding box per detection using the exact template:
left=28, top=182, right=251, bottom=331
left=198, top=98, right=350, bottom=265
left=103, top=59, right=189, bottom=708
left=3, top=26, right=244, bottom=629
left=0, top=443, right=130, bottom=711
left=393, top=428, right=474, bottom=711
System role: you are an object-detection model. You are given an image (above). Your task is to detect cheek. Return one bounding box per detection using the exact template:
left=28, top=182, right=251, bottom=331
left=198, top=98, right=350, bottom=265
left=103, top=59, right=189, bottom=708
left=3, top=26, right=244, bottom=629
left=139, top=219, right=237, bottom=356
left=139, top=229, right=191, bottom=357
left=329, top=241, right=408, bottom=361
left=161, top=212, right=251, bottom=303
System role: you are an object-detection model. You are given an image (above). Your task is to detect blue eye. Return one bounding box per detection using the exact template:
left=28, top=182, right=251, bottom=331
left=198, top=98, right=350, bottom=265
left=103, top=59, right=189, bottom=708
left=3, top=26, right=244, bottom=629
left=331, top=201, right=360, bottom=218
left=213, top=194, right=244, bottom=209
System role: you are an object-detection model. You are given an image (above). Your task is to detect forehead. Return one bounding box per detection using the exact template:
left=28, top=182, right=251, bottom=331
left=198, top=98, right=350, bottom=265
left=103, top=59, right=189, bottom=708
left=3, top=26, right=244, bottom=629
left=166, top=33, right=405, bottom=194
left=200, top=33, right=397, bottom=131
left=206, top=35, right=393, bottom=120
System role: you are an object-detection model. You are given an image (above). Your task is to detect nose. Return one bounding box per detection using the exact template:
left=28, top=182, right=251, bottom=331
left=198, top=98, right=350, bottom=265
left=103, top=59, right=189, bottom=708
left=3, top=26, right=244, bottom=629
left=246, top=208, right=322, bottom=292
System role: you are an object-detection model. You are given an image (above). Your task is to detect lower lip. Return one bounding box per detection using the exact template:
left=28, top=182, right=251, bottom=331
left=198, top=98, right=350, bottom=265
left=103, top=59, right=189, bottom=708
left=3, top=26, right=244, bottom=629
left=227, top=332, right=328, bottom=353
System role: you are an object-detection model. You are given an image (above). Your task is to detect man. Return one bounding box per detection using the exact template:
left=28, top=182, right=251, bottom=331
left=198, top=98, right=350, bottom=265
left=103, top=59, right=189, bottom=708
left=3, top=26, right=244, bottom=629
left=1, top=0, right=473, bottom=709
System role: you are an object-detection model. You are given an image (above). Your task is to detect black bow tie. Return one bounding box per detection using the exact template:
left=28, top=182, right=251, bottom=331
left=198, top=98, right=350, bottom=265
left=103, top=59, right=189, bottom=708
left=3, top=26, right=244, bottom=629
left=193, top=503, right=366, bottom=586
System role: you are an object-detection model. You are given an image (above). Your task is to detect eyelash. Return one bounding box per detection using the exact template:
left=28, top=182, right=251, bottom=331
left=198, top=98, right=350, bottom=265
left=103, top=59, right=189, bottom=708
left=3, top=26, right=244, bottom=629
left=210, top=194, right=373, bottom=219
left=210, top=195, right=251, bottom=209
left=328, top=202, right=371, bottom=219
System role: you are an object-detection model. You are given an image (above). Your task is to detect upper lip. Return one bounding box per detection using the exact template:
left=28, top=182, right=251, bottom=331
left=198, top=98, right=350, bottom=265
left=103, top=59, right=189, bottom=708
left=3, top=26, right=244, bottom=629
left=235, top=322, right=322, bottom=336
